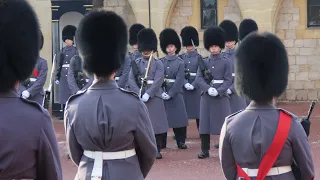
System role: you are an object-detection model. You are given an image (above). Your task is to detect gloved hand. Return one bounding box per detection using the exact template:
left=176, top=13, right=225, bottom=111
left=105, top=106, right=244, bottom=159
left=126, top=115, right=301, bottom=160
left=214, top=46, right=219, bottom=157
left=55, top=80, right=59, bottom=85
left=22, top=90, right=30, bottom=99
left=184, top=83, right=193, bottom=90
left=208, top=87, right=218, bottom=97
left=162, top=92, right=171, bottom=100
left=227, top=89, right=232, bottom=95
left=141, top=93, right=150, bottom=102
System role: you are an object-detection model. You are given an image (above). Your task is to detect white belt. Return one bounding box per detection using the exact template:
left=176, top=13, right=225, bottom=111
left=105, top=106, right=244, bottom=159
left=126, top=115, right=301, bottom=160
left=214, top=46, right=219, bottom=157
left=189, top=73, right=197, bottom=76
left=211, top=80, right=224, bottom=84
left=115, top=77, right=120, bottom=81
left=232, top=73, right=235, bottom=77
left=86, top=79, right=89, bottom=82
left=242, top=166, right=292, bottom=177
left=84, top=149, right=136, bottom=180
left=62, top=64, right=70, bottom=68
left=146, top=80, right=154, bottom=85
left=29, top=78, right=37, bottom=82
left=164, top=79, right=175, bottom=83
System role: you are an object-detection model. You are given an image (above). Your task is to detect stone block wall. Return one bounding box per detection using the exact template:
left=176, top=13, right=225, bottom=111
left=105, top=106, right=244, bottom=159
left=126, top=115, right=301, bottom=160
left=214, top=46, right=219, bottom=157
left=276, top=0, right=320, bottom=101
left=104, top=0, right=136, bottom=28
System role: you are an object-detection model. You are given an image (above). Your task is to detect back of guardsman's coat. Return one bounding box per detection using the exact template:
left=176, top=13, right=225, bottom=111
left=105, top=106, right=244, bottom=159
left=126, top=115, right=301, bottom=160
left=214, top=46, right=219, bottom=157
left=0, top=1, right=62, bottom=179
left=219, top=20, right=247, bottom=113
left=219, top=32, right=314, bottom=179
left=65, top=10, right=157, bottom=180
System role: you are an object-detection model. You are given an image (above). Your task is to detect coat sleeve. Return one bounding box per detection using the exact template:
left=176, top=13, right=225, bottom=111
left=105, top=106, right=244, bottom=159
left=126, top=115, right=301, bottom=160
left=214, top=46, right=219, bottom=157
left=55, top=51, right=63, bottom=81
left=67, top=57, right=80, bottom=94
left=145, top=61, right=164, bottom=98
left=128, top=68, right=140, bottom=94
left=291, top=119, right=315, bottom=179
left=216, top=59, right=233, bottom=95
left=219, top=120, right=237, bottom=180
left=36, top=110, right=63, bottom=180
left=167, top=62, right=185, bottom=97
left=28, top=60, right=48, bottom=97
left=135, top=102, right=157, bottom=178
left=118, top=55, right=132, bottom=88
left=229, top=62, right=236, bottom=93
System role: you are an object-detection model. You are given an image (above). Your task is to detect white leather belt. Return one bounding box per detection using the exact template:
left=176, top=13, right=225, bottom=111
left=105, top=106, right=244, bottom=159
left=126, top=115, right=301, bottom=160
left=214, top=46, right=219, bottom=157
left=115, top=77, right=120, bottom=81
left=164, top=79, right=175, bottom=83
left=29, top=78, right=37, bottom=82
left=62, top=64, right=70, bottom=68
left=86, top=79, right=89, bottom=82
left=211, top=80, right=224, bottom=84
left=242, top=166, right=292, bottom=176
left=84, top=149, right=136, bottom=180
left=232, top=73, right=235, bottom=77
left=146, top=80, right=153, bottom=85
left=189, top=73, right=197, bottom=76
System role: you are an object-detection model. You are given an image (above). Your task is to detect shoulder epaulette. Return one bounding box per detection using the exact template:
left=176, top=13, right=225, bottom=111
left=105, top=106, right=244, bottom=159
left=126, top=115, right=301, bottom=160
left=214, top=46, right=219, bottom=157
left=159, top=57, right=166, bottom=61
left=278, top=108, right=296, bottom=119
left=66, top=89, right=87, bottom=105
left=178, top=53, right=186, bottom=59
left=225, top=109, right=244, bottom=119
left=119, top=88, right=140, bottom=99
left=20, top=97, right=43, bottom=111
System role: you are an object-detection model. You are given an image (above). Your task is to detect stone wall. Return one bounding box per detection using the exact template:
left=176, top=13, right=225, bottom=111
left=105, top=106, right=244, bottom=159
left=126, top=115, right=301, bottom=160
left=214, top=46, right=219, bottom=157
left=276, top=0, right=320, bottom=101
left=104, top=0, right=136, bottom=28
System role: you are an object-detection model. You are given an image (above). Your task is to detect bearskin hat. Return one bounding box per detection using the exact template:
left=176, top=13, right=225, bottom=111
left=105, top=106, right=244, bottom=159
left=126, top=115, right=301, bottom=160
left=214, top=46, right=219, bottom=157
left=129, top=23, right=145, bottom=46
left=219, top=20, right=238, bottom=42
left=0, top=0, right=40, bottom=93
left=180, top=26, right=199, bottom=47
left=39, top=31, right=44, bottom=50
left=203, top=26, right=226, bottom=50
left=76, top=10, right=127, bottom=77
left=239, top=19, right=258, bottom=41
left=159, top=28, right=181, bottom=54
left=137, top=28, right=158, bottom=52
left=62, top=25, right=77, bottom=42
left=235, top=32, right=288, bottom=103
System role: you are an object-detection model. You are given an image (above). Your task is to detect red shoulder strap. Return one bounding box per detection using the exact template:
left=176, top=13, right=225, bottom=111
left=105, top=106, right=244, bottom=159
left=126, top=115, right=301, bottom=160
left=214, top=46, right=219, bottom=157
left=33, top=68, right=39, bottom=77
left=236, top=110, right=292, bottom=180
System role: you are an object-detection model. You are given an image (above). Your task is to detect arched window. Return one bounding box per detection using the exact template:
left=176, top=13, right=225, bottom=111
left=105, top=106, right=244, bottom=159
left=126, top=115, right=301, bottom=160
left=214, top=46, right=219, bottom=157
left=307, top=0, right=320, bottom=27
left=200, top=0, right=218, bottom=29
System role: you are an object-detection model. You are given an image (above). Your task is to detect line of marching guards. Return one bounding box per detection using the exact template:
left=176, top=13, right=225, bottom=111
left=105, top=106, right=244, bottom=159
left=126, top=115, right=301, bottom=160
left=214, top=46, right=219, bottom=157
left=0, top=1, right=315, bottom=180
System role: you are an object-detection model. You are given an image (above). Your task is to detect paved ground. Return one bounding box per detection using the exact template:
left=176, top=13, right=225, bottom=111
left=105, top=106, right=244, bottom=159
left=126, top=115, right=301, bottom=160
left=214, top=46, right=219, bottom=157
left=54, top=102, right=320, bottom=179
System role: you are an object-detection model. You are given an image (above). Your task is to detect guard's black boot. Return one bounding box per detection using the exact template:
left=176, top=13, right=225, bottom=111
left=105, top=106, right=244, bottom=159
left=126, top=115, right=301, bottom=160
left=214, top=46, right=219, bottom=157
left=178, top=142, right=188, bottom=149
left=156, top=152, right=163, bottom=159
left=214, top=143, right=219, bottom=149
left=161, top=133, right=167, bottom=149
left=198, top=151, right=209, bottom=159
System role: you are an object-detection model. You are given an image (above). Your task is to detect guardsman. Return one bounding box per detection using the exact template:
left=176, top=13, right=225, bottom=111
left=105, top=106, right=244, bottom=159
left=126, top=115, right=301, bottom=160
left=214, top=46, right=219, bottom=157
left=19, top=31, right=48, bottom=106
left=67, top=54, right=93, bottom=94
left=219, top=20, right=247, bottom=113
left=219, top=32, right=315, bottom=180
left=0, top=0, right=62, bottom=179
left=179, top=26, right=201, bottom=132
left=160, top=28, right=189, bottom=149
left=128, top=28, right=169, bottom=159
left=65, top=10, right=157, bottom=180
left=55, top=25, right=77, bottom=119
left=196, top=26, right=232, bottom=158
left=116, top=23, right=145, bottom=88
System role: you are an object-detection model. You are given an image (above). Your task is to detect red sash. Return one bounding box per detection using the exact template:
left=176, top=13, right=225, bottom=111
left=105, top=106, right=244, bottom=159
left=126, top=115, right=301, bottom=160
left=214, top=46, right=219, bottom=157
left=33, top=68, right=39, bottom=77
left=236, top=110, right=292, bottom=180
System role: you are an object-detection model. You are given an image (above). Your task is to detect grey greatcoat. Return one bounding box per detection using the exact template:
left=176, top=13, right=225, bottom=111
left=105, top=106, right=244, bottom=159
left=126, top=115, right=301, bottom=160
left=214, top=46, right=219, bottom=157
left=180, top=51, right=201, bottom=119
left=162, top=55, right=189, bottom=128
left=196, top=53, right=232, bottom=135
left=67, top=55, right=93, bottom=94
left=0, top=90, right=62, bottom=179
left=128, top=57, right=169, bottom=135
left=116, top=51, right=142, bottom=88
left=220, top=102, right=315, bottom=180
left=55, top=45, right=77, bottom=104
left=65, top=80, right=157, bottom=180
left=19, top=57, right=48, bottom=105
left=223, top=48, right=247, bottom=113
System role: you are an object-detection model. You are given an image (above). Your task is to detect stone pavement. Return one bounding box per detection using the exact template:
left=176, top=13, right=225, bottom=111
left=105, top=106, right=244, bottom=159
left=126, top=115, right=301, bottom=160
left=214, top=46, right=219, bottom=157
left=54, top=103, right=320, bottom=179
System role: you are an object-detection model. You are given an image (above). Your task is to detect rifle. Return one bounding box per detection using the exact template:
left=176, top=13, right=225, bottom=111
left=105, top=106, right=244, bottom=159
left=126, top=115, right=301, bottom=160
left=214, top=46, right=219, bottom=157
left=139, top=53, right=153, bottom=96
left=131, top=60, right=143, bottom=88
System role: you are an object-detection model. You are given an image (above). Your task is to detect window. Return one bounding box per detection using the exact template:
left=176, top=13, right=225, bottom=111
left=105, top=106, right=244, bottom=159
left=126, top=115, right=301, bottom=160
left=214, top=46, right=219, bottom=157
left=200, top=0, right=218, bottom=29
left=307, top=0, right=320, bottom=27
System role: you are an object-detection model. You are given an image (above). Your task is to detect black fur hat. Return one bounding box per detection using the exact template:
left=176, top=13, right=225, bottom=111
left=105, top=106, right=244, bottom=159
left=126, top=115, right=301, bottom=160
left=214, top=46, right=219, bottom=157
left=39, top=31, right=44, bottom=50
left=0, top=0, right=40, bottom=93
left=203, top=26, right=226, bottom=50
left=235, top=32, right=288, bottom=103
left=239, top=19, right=258, bottom=41
left=219, top=20, right=238, bottom=42
left=159, top=28, right=181, bottom=54
left=137, top=28, right=158, bottom=52
left=129, top=23, right=145, bottom=46
left=62, top=25, right=77, bottom=42
left=180, top=26, right=199, bottom=47
left=76, top=10, right=127, bottom=77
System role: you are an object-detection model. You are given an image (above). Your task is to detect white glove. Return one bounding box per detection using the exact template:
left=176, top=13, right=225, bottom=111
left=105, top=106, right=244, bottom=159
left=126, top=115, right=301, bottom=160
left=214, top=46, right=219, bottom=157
left=55, top=80, right=59, bottom=85
left=141, top=93, right=150, bottom=102
left=184, top=83, right=194, bottom=90
left=208, top=87, right=218, bottom=97
left=188, top=84, right=194, bottom=90
left=162, top=92, right=170, bottom=100
left=227, top=89, right=232, bottom=95
left=22, top=90, right=30, bottom=99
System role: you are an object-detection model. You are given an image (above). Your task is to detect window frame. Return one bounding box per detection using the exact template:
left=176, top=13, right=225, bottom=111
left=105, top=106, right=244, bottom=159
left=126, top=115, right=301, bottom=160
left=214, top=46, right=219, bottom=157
left=200, top=0, right=218, bottom=29
left=307, top=0, right=320, bottom=27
